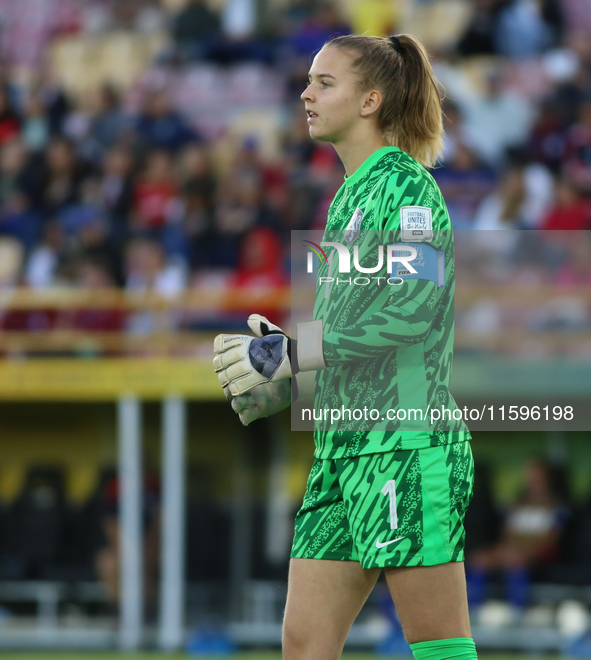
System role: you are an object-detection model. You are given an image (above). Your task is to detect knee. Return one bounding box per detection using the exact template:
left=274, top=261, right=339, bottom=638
left=282, top=621, right=341, bottom=660
left=282, top=621, right=307, bottom=660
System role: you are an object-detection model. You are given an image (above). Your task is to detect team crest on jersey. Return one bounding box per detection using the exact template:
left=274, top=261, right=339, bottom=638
left=345, top=208, right=363, bottom=244
left=400, top=206, right=433, bottom=242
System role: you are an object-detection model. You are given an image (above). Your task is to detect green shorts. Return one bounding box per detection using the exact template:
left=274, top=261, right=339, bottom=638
left=291, top=441, right=474, bottom=569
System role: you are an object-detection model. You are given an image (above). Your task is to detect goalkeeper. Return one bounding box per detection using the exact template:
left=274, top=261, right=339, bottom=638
left=213, top=33, right=476, bottom=660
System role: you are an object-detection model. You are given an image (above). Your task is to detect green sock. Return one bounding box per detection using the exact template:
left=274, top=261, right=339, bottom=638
left=410, top=637, right=477, bottom=660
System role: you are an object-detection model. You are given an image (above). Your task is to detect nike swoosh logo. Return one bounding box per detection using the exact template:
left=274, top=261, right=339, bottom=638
left=376, top=536, right=405, bottom=549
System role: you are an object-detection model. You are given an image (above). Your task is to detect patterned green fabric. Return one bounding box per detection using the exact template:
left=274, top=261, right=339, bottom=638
left=291, top=441, right=474, bottom=568
left=312, top=146, right=470, bottom=458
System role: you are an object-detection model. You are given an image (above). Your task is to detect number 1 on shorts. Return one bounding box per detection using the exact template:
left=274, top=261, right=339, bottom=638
left=381, top=479, right=398, bottom=529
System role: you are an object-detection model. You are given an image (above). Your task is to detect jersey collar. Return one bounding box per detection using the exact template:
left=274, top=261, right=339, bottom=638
left=343, top=146, right=401, bottom=188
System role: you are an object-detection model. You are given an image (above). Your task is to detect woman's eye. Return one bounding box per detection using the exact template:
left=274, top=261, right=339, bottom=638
left=321, top=81, right=329, bottom=88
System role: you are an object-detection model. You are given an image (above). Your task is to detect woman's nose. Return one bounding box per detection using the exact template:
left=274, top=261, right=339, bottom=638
left=301, top=84, right=313, bottom=102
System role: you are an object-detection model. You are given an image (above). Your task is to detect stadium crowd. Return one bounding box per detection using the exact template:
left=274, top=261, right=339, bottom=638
left=0, top=0, right=588, bottom=336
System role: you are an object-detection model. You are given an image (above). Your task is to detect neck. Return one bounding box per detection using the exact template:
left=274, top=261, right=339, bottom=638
left=332, top=129, right=389, bottom=177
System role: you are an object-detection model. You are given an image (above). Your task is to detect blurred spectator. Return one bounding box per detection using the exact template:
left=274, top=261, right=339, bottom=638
left=213, top=173, right=262, bottom=268
left=55, top=256, right=124, bottom=335
left=35, top=75, right=70, bottom=137
left=507, top=148, right=555, bottom=228
left=25, top=220, right=63, bottom=289
left=125, top=237, right=187, bottom=335
left=528, top=99, right=567, bottom=171
left=21, top=91, right=50, bottom=153
left=473, top=149, right=554, bottom=235
left=551, top=59, right=591, bottom=128
left=26, top=136, right=85, bottom=216
left=464, top=463, right=502, bottom=559
left=541, top=177, right=591, bottom=230
left=59, top=177, right=105, bottom=238
left=0, top=191, right=42, bottom=253
left=284, top=2, right=350, bottom=59
left=467, top=459, right=569, bottom=609
left=495, top=0, right=559, bottom=58
left=234, top=226, right=287, bottom=289
left=178, top=144, right=216, bottom=203
left=474, top=166, right=529, bottom=230
left=231, top=225, right=288, bottom=321
left=0, top=236, right=57, bottom=334
left=95, top=472, right=160, bottom=612
left=132, top=149, right=180, bottom=230
left=457, top=0, right=507, bottom=57
left=0, top=83, right=20, bottom=146
left=125, top=236, right=186, bottom=296
left=471, top=165, right=535, bottom=262
left=0, top=140, right=41, bottom=251
left=99, top=145, right=136, bottom=240
left=460, top=72, right=534, bottom=166
left=434, top=143, right=496, bottom=229
left=221, top=0, right=257, bottom=40
left=62, top=177, right=124, bottom=285
left=278, top=0, right=316, bottom=34
left=136, top=89, right=199, bottom=152
left=177, top=144, right=216, bottom=265
left=563, top=100, right=591, bottom=188
left=216, top=174, right=260, bottom=229
left=87, top=84, right=132, bottom=159
left=440, top=101, right=468, bottom=164
left=172, top=0, right=221, bottom=62
left=0, top=139, right=27, bottom=204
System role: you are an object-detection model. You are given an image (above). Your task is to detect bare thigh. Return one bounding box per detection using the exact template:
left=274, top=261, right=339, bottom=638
left=282, top=558, right=380, bottom=660
left=385, top=561, right=471, bottom=644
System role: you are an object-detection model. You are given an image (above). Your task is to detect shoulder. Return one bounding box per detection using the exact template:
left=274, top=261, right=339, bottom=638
left=372, top=153, right=447, bottom=218
left=367, top=155, right=453, bottom=238
left=382, top=152, right=440, bottom=201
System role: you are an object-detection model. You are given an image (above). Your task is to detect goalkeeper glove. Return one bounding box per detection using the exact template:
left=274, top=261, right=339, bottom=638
left=219, top=315, right=317, bottom=424
left=213, top=314, right=291, bottom=396
left=213, top=314, right=326, bottom=396
left=230, top=378, right=291, bottom=426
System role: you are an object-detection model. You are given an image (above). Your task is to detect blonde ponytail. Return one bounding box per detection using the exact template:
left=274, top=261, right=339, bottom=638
left=327, top=34, right=444, bottom=168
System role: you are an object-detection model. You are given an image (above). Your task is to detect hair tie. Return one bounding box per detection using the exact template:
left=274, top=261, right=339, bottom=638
left=388, top=35, right=401, bottom=52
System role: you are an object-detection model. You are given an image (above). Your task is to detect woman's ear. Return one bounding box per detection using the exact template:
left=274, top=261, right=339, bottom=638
left=360, top=89, right=383, bottom=118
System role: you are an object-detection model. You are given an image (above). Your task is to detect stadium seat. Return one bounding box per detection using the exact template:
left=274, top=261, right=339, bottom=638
left=0, top=237, right=24, bottom=288
left=403, top=0, right=472, bottom=51
left=50, top=32, right=166, bottom=97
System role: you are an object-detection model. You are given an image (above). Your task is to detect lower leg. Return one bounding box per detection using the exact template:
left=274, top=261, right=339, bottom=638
left=384, top=561, right=471, bottom=643
left=282, top=558, right=380, bottom=660
left=384, top=562, right=477, bottom=660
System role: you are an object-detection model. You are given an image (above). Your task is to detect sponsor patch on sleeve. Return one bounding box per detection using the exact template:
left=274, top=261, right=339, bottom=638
left=400, top=206, right=433, bottom=242
left=344, top=207, right=363, bottom=244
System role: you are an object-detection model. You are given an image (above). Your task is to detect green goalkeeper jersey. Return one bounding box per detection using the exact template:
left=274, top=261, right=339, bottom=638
left=312, top=146, right=470, bottom=459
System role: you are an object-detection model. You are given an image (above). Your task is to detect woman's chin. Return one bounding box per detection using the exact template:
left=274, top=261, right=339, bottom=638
left=308, top=126, right=333, bottom=142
